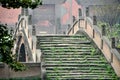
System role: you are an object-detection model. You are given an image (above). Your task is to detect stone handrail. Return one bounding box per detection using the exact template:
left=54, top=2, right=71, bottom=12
left=21, top=28, right=33, bottom=61
left=13, top=15, right=25, bottom=39
left=67, top=16, right=120, bottom=77
left=67, top=17, right=84, bottom=35
left=13, top=15, right=34, bottom=62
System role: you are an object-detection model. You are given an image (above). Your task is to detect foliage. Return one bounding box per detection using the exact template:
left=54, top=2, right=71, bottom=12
left=94, top=4, right=120, bottom=48
left=97, top=22, right=120, bottom=48
left=0, top=24, right=26, bottom=71
left=0, top=0, right=43, bottom=72
left=0, top=0, right=42, bottom=9
left=93, top=5, right=120, bottom=26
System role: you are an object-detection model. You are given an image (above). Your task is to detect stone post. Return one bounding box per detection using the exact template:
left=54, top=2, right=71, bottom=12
left=111, top=37, right=115, bottom=48
left=102, top=25, right=106, bottom=36
left=32, top=25, right=36, bottom=36
left=15, top=22, right=17, bottom=26
left=73, top=16, right=76, bottom=23
left=25, top=8, right=28, bottom=16
left=93, top=16, right=97, bottom=25
left=21, top=8, right=24, bottom=15
left=18, top=14, right=21, bottom=20
left=86, top=7, right=89, bottom=17
left=68, top=24, right=71, bottom=30
left=79, top=8, right=82, bottom=17
left=78, top=20, right=80, bottom=29
left=28, top=15, right=32, bottom=25
left=72, top=27, right=74, bottom=34
left=21, top=8, right=28, bottom=16
left=93, top=29, right=95, bottom=38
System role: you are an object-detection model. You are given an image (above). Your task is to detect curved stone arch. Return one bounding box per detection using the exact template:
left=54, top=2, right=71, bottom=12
left=16, top=32, right=30, bottom=62
left=15, top=32, right=25, bottom=61
left=14, top=15, right=34, bottom=62
left=14, top=16, right=28, bottom=39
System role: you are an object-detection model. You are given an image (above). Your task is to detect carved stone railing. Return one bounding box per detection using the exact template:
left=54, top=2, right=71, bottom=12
left=21, top=28, right=33, bottom=61
left=67, top=16, right=120, bottom=77
left=13, top=14, right=34, bottom=62
left=67, top=17, right=84, bottom=35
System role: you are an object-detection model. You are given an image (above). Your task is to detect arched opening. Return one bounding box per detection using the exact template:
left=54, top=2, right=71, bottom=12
left=19, top=43, right=26, bottom=62
left=16, top=35, right=22, bottom=60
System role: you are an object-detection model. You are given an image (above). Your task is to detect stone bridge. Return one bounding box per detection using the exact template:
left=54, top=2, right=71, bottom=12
left=12, top=6, right=120, bottom=78
left=67, top=9, right=120, bottom=77
left=0, top=0, right=120, bottom=78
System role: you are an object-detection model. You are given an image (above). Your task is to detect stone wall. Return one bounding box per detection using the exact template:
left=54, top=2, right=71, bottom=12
left=0, top=63, right=41, bottom=78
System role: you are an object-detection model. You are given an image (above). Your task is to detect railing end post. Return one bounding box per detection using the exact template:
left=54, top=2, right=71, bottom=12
left=111, top=37, right=116, bottom=48
left=86, top=7, right=89, bottom=17
left=101, top=24, right=106, bottom=36
left=93, top=15, right=97, bottom=25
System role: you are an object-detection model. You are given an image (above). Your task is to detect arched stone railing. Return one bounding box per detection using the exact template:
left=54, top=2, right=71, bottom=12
left=13, top=14, right=36, bottom=62
left=67, top=16, right=120, bottom=77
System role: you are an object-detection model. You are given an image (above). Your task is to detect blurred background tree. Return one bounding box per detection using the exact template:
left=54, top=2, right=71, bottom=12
left=0, top=0, right=42, bottom=9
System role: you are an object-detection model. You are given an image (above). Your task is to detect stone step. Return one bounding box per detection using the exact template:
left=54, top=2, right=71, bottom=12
left=46, top=69, right=109, bottom=73
left=43, top=56, right=101, bottom=59
left=46, top=72, right=112, bottom=76
left=48, top=77, right=116, bottom=80
left=45, top=60, right=107, bottom=64
left=41, top=46, right=92, bottom=50
left=47, top=74, right=114, bottom=80
left=39, top=39, right=89, bottom=43
left=39, top=41, right=91, bottom=44
left=46, top=67, right=108, bottom=71
left=43, top=54, right=100, bottom=57
left=38, top=35, right=85, bottom=39
left=44, top=64, right=107, bottom=67
left=44, top=57, right=100, bottom=60
left=43, top=52, right=93, bottom=55
left=42, top=49, right=92, bottom=52
left=38, top=35, right=85, bottom=37
left=39, top=36, right=87, bottom=40
left=40, top=44, right=92, bottom=47
left=47, top=75, right=116, bottom=80
left=39, top=39, right=88, bottom=42
left=39, top=36, right=86, bottom=40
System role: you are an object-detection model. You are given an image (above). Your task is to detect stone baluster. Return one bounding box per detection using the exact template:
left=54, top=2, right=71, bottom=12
left=93, top=16, right=97, bottom=25
left=73, top=16, right=76, bottom=23
left=102, top=25, right=106, bottom=36
left=25, top=8, right=28, bottom=16
left=86, top=7, right=89, bottom=17
left=32, top=25, right=36, bottom=36
left=68, top=24, right=71, bottom=30
left=21, top=8, right=24, bottom=15
left=79, top=8, right=82, bottom=17
left=111, top=37, right=115, bottom=48
left=28, top=15, right=32, bottom=25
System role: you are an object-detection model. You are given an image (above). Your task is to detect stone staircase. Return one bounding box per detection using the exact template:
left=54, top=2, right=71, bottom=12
left=37, top=34, right=118, bottom=79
